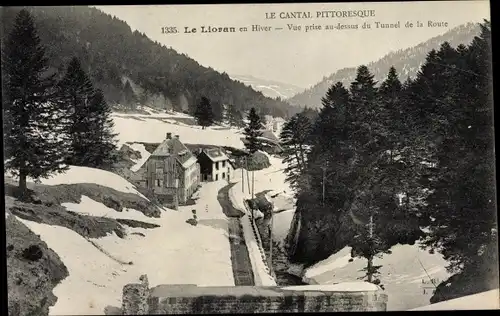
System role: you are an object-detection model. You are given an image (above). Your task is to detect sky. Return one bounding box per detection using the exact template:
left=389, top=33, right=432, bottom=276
left=96, top=1, right=490, bottom=88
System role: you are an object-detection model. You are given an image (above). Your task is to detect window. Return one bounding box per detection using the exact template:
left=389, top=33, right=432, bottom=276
left=215, top=162, right=219, bottom=170
left=222, top=161, right=226, bottom=167
left=156, top=179, right=163, bottom=187
left=222, top=172, right=225, bottom=179
left=215, top=174, right=218, bottom=181
left=156, top=167, right=164, bottom=179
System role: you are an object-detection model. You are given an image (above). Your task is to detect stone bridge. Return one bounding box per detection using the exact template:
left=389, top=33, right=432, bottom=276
left=115, top=275, right=388, bottom=314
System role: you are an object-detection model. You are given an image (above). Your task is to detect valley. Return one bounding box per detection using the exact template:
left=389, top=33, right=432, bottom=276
left=6, top=107, right=455, bottom=313
left=4, top=4, right=497, bottom=315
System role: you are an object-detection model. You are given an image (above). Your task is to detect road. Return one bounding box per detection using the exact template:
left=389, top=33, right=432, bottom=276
left=217, top=182, right=255, bottom=286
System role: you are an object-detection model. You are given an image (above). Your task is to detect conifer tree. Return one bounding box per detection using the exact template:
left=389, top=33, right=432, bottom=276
left=57, top=56, right=97, bottom=166
left=378, top=66, right=402, bottom=145
left=377, top=67, right=405, bottom=196
left=86, top=89, right=119, bottom=168
left=421, top=21, right=497, bottom=290
left=279, top=113, right=312, bottom=191
left=122, top=79, right=137, bottom=108
left=225, top=104, right=245, bottom=128
left=3, top=9, right=69, bottom=195
left=194, top=96, right=214, bottom=129
left=244, top=107, right=264, bottom=154
left=232, top=105, right=245, bottom=128
left=211, top=101, right=224, bottom=123
left=289, top=82, right=355, bottom=261
left=347, top=66, right=395, bottom=286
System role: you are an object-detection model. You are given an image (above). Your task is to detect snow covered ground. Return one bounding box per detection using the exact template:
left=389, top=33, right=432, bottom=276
left=15, top=168, right=234, bottom=315
left=240, top=214, right=276, bottom=286
left=227, top=154, right=295, bottom=286
left=410, top=289, right=499, bottom=310
left=9, top=107, right=458, bottom=313
left=229, top=155, right=293, bottom=209
left=282, top=282, right=380, bottom=292
left=114, top=106, right=194, bottom=119
left=228, top=155, right=296, bottom=246
left=222, top=150, right=452, bottom=311
left=304, top=244, right=452, bottom=311
left=112, top=107, right=244, bottom=148
left=35, top=165, right=148, bottom=199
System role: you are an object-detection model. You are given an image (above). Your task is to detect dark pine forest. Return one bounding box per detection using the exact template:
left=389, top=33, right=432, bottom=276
left=280, top=20, right=496, bottom=304
left=1, top=6, right=302, bottom=119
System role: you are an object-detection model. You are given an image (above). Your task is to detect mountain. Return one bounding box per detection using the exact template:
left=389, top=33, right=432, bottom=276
left=230, top=74, right=305, bottom=100
left=1, top=6, right=301, bottom=119
left=288, top=22, right=481, bottom=109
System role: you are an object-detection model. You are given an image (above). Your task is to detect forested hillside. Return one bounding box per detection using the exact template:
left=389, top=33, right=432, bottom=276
left=288, top=22, right=481, bottom=108
left=282, top=20, right=496, bottom=303
left=1, top=6, right=300, bottom=118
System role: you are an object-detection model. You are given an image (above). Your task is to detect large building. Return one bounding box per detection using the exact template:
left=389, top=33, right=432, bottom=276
left=145, top=133, right=200, bottom=208
left=196, top=148, right=234, bottom=182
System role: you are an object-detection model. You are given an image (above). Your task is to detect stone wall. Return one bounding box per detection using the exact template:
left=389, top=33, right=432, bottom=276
left=121, top=278, right=387, bottom=314
left=122, top=275, right=149, bottom=315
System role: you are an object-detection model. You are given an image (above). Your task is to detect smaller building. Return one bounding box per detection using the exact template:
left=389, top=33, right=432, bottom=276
left=197, top=148, right=234, bottom=182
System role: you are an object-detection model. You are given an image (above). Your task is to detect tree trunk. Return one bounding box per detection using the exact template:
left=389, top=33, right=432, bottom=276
left=367, top=255, right=373, bottom=283
left=18, top=170, right=28, bottom=199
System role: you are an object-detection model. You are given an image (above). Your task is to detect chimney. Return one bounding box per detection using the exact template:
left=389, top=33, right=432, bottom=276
left=175, top=135, right=179, bottom=139
left=166, top=133, right=172, bottom=139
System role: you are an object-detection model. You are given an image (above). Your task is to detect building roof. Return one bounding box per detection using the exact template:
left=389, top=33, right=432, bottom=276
left=151, top=136, right=197, bottom=169
left=203, top=148, right=230, bottom=163
left=259, top=129, right=280, bottom=144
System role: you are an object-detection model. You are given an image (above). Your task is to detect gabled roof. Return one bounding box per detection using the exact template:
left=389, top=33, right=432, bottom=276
left=202, top=148, right=229, bottom=163
left=151, top=137, right=197, bottom=168
left=260, top=129, right=280, bottom=143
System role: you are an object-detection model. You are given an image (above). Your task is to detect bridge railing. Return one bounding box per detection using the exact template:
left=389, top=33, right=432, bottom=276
left=243, top=199, right=277, bottom=284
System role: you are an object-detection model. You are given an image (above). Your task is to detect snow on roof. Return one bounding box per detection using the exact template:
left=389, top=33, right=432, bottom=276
left=204, top=148, right=229, bottom=162
left=258, top=129, right=280, bottom=143
left=409, top=289, right=500, bottom=311
left=151, top=136, right=197, bottom=168
left=282, top=282, right=381, bottom=292
left=37, top=165, right=148, bottom=200
left=182, top=156, right=198, bottom=169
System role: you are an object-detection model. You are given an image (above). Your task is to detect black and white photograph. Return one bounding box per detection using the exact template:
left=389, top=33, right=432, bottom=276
left=2, top=1, right=498, bottom=314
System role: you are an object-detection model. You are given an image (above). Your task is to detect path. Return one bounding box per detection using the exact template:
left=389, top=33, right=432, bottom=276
left=217, top=182, right=255, bottom=286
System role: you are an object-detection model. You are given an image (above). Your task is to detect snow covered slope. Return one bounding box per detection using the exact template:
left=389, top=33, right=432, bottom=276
left=304, top=244, right=451, bottom=311
left=410, top=289, right=500, bottom=310
left=16, top=167, right=234, bottom=315
left=230, top=74, right=305, bottom=100
left=112, top=107, right=244, bottom=148
left=37, top=165, right=147, bottom=199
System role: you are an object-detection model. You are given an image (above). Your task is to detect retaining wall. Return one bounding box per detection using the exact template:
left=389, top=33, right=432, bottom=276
left=120, top=278, right=388, bottom=314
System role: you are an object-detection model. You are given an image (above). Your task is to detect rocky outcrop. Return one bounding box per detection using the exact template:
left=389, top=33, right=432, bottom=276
left=430, top=242, right=499, bottom=304
left=6, top=196, right=126, bottom=239
left=5, top=181, right=162, bottom=218
left=6, top=214, right=69, bottom=316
